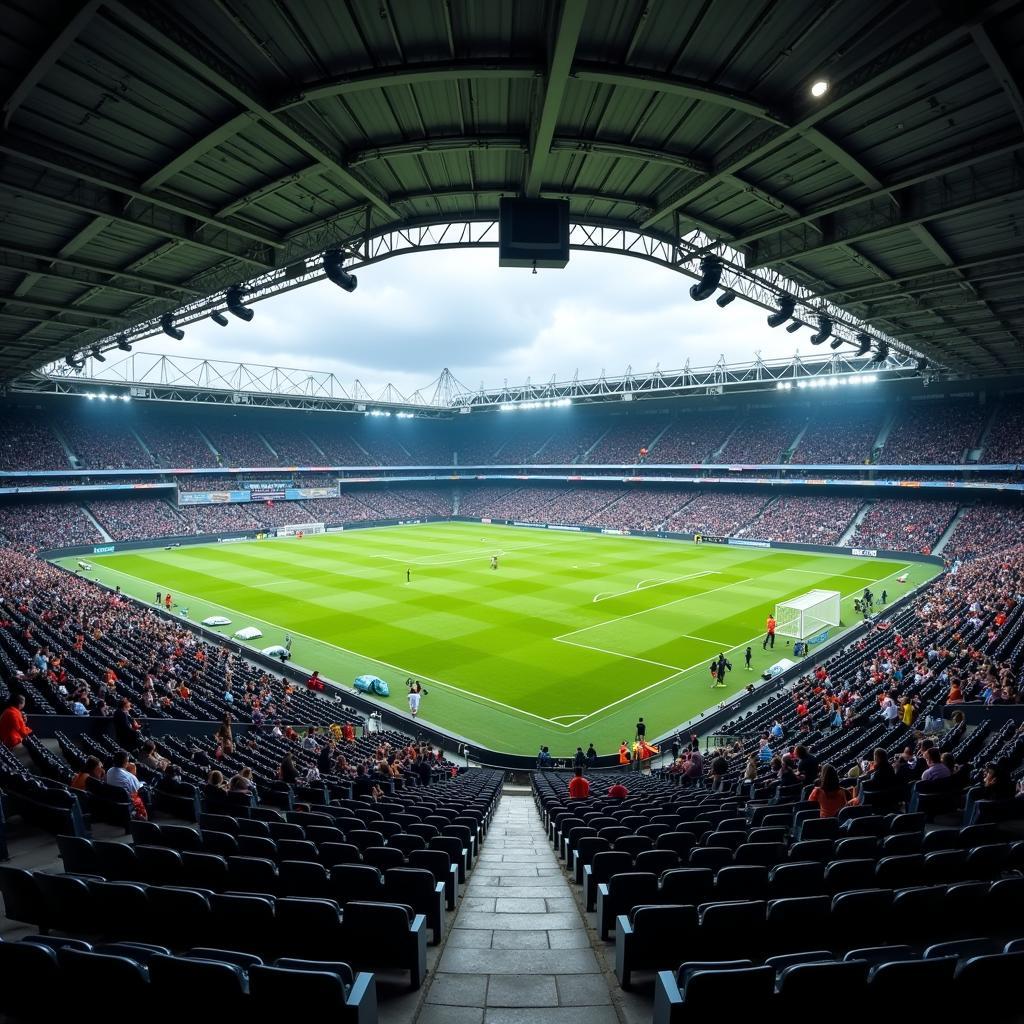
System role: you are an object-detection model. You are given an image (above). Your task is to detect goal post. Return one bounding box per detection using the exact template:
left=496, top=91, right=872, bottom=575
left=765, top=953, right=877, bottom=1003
left=775, top=589, right=841, bottom=640
left=275, top=521, right=325, bottom=538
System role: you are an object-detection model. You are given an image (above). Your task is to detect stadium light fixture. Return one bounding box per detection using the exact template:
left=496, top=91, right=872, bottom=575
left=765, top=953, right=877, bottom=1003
left=809, top=316, right=833, bottom=345
left=160, top=313, right=184, bottom=340
left=226, top=285, right=254, bottom=321
left=715, top=289, right=736, bottom=307
left=65, top=352, right=84, bottom=370
left=90, top=345, right=106, bottom=362
left=785, top=320, right=803, bottom=333
left=689, top=257, right=722, bottom=301
left=856, top=332, right=872, bottom=356
left=829, top=336, right=844, bottom=350
left=810, top=79, right=829, bottom=97
left=116, top=335, right=132, bottom=352
left=766, top=294, right=796, bottom=328
left=873, top=339, right=889, bottom=363
left=916, top=356, right=929, bottom=372
left=210, top=311, right=229, bottom=326
left=323, top=249, right=358, bottom=292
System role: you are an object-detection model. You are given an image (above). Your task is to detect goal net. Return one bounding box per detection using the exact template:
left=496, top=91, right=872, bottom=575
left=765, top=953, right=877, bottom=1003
left=276, top=521, right=325, bottom=538
left=775, top=589, right=841, bottom=640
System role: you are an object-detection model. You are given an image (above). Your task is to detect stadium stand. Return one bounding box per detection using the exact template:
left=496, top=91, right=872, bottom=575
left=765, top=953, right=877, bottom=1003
left=583, top=419, right=663, bottom=464
left=882, top=402, right=988, bottom=465
left=981, top=404, right=1024, bottom=463
left=943, top=505, right=1024, bottom=561
left=62, top=419, right=152, bottom=470
left=0, top=416, right=69, bottom=472
left=717, top=411, right=807, bottom=465
left=663, top=492, right=772, bottom=536
left=89, top=500, right=186, bottom=542
left=848, top=500, right=958, bottom=553
left=646, top=414, right=737, bottom=464
left=737, top=496, right=864, bottom=545
left=790, top=406, right=885, bottom=465
left=0, top=502, right=102, bottom=551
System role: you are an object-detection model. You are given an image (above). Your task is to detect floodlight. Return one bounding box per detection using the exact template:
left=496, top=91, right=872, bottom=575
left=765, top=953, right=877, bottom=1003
left=809, top=316, right=833, bottom=345
left=323, top=249, right=358, bottom=292
left=90, top=345, right=106, bottom=362
left=873, top=339, right=889, bottom=363
left=210, top=311, right=229, bottom=326
left=160, top=313, right=184, bottom=340
left=830, top=336, right=844, bottom=350
left=65, top=353, right=84, bottom=370
left=116, top=335, right=132, bottom=351
left=856, top=332, right=872, bottom=356
left=811, top=80, right=829, bottom=97
left=226, top=285, right=254, bottom=321
left=767, top=294, right=796, bottom=327
left=916, top=356, right=928, bottom=372
left=785, top=320, right=803, bottom=333
left=715, top=289, right=736, bottom=307
left=689, top=257, right=722, bottom=301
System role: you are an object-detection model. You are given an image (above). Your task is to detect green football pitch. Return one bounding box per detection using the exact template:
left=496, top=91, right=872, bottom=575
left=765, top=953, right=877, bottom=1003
left=56, top=522, right=939, bottom=756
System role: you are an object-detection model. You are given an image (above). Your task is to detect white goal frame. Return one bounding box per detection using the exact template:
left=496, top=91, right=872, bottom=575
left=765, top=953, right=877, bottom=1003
left=276, top=521, right=325, bottom=537
left=775, top=589, right=841, bottom=640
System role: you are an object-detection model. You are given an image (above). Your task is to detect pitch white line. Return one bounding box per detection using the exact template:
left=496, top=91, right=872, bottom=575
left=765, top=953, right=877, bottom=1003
left=559, top=575, right=754, bottom=641
left=370, top=538, right=558, bottom=567
left=592, top=570, right=716, bottom=603
left=554, top=637, right=688, bottom=672
left=781, top=566, right=894, bottom=582
left=564, top=560, right=919, bottom=726
left=83, top=562, right=567, bottom=728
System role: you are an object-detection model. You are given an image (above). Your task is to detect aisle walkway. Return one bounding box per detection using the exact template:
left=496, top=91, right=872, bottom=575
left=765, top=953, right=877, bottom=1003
left=421, top=792, right=619, bottom=1024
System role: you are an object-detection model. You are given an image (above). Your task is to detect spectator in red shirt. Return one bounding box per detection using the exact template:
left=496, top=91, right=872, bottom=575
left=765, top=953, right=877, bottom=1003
left=607, top=782, right=628, bottom=799
left=0, top=695, right=31, bottom=749
left=808, top=764, right=851, bottom=818
left=567, top=767, right=590, bottom=799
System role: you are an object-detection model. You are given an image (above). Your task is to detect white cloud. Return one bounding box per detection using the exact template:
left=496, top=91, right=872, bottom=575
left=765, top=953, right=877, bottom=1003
left=140, top=249, right=815, bottom=397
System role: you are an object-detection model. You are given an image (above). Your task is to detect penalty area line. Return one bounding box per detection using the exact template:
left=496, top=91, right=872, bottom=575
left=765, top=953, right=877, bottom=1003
left=591, top=570, right=716, bottom=603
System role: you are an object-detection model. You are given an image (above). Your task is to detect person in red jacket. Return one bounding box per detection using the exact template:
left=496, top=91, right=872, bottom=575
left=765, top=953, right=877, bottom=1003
left=567, top=767, right=590, bottom=799
left=0, top=696, right=32, bottom=749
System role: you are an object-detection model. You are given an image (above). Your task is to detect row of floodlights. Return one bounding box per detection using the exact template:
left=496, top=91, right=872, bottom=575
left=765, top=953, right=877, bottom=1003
left=688, top=257, right=909, bottom=366
left=367, top=410, right=416, bottom=418
left=65, top=250, right=357, bottom=369
left=499, top=398, right=573, bottom=412
left=776, top=374, right=878, bottom=390
left=84, top=393, right=132, bottom=401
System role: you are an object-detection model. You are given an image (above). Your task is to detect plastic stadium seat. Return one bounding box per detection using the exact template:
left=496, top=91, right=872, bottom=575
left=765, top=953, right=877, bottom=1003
left=597, top=872, right=659, bottom=940
left=714, top=865, right=768, bottom=902
left=237, top=835, right=278, bottom=860
left=180, top=851, right=229, bottom=891
left=868, top=956, right=958, bottom=1004
left=874, top=854, right=925, bottom=889
left=769, top=861, right=825, bottom=899
left=184, top=947, right=264, bottom=970
left=0, top=940, right=59, bottom=1017
left=586, top=851, right=633, bottom=911
left=136, top=845, right=184, bottom=885
left=330, top=864, right=383, bottom=906
left=60, top=948, right=149, bottom=1000
left=275, top=897, right=344, bottom=959
left=765, top=896, right=831, bottom=953
left=777, top=959, right=868, bottom=1010
left=788, top=839, right=834, bottom=862
left=249, top=962, right=372, bottom=1021
left=382, top=867, right=446, bottom=944
left=211, top=892, right=277, bottom=953
left=824, top=858, right=876, bottom=894
left=200, top=830, right=239, bottom=858
left=633, top=849, right=680, bottom=877
left=94, top=839, right=142, bottom=881
left=276, top=838, right=319, bottom=863
left=733, top=842, right=786, bottom=867
left=924, top=937, right=1002, bottom=959
left=362, top=846, right=404, bottom=871
left=408, top=849, right=458, bottom=910
left=844, top=945, right=913, bottom=967
left=57, top=834, right=99, bottom=876
left=682, top=965, right=775, bottom=1015
left=278, top=860, right=331, bottom=898
left=227, top=856, right=278, bottom=894
left=688, top=847, right=732, bottom=871
left=337, top=900, right=427, bottom=989
left=699, top=901, right=767, bottom=960
left=149, top=953, right=247, bottom=1012
left=615, top=904, right=700, bottom=988
left=318, top=842, right=362, bottom=869
left=656, top=833, right=695, bottom=859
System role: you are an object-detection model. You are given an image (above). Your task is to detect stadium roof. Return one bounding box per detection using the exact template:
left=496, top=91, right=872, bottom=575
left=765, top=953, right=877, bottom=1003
left=0, top=0, right=1022, bottom=382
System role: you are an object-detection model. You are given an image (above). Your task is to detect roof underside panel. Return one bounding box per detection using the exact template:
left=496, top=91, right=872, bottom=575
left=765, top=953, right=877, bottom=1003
left=0, top=0, right=1020, bottom=381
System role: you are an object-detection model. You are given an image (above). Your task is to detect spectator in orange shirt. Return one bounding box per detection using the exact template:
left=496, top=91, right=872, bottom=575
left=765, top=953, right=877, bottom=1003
left=0, top=696, right=32, bottom=749
left=607, top=781, right=629, bottom=799
left=763, top=614, right=777, bottom=650
left=567, top=767, right=590, bottom=799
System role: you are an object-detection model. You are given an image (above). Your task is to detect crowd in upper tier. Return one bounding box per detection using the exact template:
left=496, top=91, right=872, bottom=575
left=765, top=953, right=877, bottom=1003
left=0, top=395, right=1018, bottom=472
left=0, top=486, right=1020, bottom=561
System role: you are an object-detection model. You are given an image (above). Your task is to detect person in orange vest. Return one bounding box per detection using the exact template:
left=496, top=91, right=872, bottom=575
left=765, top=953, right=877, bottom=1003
left=763, top=613, right=777, bottom=650
left=618, top=741, right=631, bottom=766
left=0, top=695, right=32, bottom=749
left=164, top=593, right=173, bottom=611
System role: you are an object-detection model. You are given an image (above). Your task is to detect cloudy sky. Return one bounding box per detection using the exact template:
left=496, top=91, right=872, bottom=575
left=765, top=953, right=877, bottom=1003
left=138, top=249, right=812, bottom=400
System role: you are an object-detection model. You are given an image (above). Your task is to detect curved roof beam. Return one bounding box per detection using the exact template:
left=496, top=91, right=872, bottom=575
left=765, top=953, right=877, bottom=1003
left=273, top=61, right=543, bottom=110
left=105, top=1, right=400, bottom=222
left=571, top=64, right=788, bottom=124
